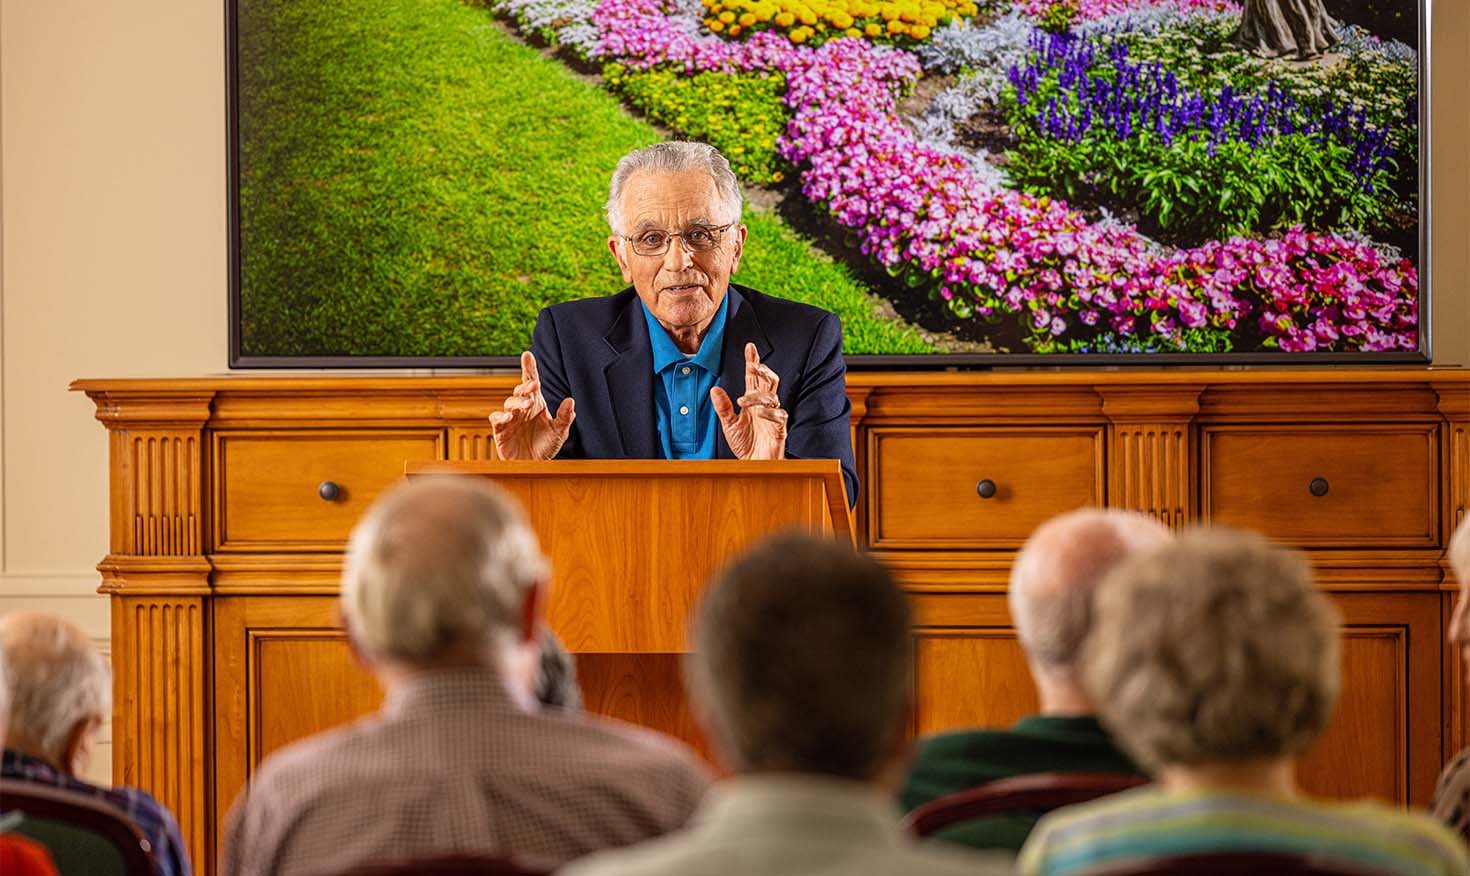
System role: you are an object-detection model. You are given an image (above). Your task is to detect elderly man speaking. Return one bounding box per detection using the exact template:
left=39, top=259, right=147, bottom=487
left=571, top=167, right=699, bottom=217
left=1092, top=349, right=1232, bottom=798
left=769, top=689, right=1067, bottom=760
left=489, top=141, right=858, bottom=506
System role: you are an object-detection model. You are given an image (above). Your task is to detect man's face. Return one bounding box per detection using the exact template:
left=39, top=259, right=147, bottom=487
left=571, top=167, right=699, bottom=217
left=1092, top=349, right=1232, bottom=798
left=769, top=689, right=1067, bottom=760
left=608, top=169, right=747, bottom=340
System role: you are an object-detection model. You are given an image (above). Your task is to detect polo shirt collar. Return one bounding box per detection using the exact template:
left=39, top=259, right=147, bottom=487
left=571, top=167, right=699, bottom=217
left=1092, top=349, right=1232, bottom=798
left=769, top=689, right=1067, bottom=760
left=640, top=291, right=730, bottom=374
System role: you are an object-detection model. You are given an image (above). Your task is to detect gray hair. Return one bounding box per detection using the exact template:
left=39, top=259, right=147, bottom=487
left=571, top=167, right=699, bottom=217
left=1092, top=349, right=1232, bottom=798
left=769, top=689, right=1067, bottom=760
left=0, top=613, right=111, bottom=765
left=686, top=534, right=911, bottom=780
left=1451, top=517, right=1470, bottom=582
left=342, top=477, right=550, bottom=665
left=1082, top=527, right=1340, bottom=772
left=1009, top=508, right=1170, bottom=672
left=605, top=141, right=743, bottom=233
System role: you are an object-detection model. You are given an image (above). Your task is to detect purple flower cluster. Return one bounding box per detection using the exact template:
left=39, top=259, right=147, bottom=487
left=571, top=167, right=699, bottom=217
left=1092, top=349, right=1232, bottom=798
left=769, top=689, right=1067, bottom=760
left=1009, top=30, right=1396, bottom=187
left=585, top=0, right=1418, bottom=353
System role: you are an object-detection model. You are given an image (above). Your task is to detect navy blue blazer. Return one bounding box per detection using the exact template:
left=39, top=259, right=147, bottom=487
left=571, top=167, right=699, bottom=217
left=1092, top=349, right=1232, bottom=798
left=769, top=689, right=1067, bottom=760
left=530, top=283, right=859, bottom=506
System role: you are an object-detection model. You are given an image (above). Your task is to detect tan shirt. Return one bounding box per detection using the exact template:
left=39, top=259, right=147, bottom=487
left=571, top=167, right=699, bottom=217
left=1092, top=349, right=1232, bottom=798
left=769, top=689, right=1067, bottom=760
left=219, top=668, right=710, bottom=876
left=560, top=775, right=1015, bottom=876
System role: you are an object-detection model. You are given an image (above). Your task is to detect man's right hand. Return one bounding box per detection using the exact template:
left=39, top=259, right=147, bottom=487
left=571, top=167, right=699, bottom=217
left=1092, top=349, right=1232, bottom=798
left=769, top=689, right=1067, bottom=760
left=489, top=351, right=575, bottom=460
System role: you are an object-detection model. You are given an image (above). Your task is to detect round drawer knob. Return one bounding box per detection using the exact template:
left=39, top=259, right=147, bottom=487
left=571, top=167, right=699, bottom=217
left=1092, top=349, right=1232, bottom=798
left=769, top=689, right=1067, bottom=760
left=318, top=481, right=342, bottom=502
left=1308, top=477, right=1329, bottom=498
left=976, top=479, right=998, bottom=500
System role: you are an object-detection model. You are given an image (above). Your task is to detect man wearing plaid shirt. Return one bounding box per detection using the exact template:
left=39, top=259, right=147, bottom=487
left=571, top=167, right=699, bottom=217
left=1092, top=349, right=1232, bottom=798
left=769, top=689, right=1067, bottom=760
left=220, top=477, right=710, bottom=876
left=0, top=612, right=192, bottom=876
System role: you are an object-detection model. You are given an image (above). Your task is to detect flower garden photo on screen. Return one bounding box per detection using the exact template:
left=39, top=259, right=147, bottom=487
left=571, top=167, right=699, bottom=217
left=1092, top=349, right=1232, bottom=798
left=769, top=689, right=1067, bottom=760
left=232, top=0, right=1423, bottom=361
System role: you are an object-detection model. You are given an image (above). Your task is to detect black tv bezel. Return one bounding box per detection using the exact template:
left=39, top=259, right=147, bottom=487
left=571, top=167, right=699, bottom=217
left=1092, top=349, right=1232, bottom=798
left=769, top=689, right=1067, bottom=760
left=225, top=0, right=1432, bottom=370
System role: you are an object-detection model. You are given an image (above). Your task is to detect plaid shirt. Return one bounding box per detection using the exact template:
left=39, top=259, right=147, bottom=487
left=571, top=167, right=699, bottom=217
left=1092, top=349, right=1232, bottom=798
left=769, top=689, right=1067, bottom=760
left=219, top=667, right=710, bottom=876
left=1, top=749, right=192, bottom=876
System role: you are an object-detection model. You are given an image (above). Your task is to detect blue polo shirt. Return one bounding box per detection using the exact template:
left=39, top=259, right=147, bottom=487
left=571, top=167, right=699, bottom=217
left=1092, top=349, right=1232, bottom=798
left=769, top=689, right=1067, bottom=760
left=641, top=293, right=728, bottom=459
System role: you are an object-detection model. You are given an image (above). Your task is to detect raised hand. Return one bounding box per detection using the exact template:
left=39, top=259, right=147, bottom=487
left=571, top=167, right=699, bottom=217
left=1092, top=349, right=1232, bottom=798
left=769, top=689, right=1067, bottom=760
left=489, top=351, right=575, bottom=460
left=711, top=342, right=787, bottom=461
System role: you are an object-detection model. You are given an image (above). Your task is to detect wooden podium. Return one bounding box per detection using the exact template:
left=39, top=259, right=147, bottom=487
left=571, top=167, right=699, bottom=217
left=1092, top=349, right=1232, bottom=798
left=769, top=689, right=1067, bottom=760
left=406, top=458, right=854, bottom=753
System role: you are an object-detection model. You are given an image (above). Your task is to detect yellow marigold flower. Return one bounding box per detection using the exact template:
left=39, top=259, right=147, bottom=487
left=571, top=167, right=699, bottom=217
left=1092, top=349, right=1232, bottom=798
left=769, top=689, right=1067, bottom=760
left=910, top=22, right=930, bottom=37
left=790, top=27, right=808, bottom=42
left=829, top=10, right=853, bottom=28
left=887, top=18, right=906, bottom=32
left=797, top=8, right=817, bottom=24
left=845, top=26, right=861, bottom=36
left=719, top=10, right=735, bottom=21
left=864, top=21, right=882, bottom=35
left=772, top=171, right=784, bottom=182
left=739, top=11, right=757, bottom=25
left=880, top=6, right=898, bottom=20
left=728, top=22, right=742, bottom=34
left=774, top=10, right=795, bottom=26
left=710, top=18, right=725, bottom=30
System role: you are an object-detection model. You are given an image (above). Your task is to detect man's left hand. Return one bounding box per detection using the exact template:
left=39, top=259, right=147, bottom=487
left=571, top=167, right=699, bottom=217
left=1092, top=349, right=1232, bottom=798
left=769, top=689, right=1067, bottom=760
left=711, top=342, right=787, bottom=461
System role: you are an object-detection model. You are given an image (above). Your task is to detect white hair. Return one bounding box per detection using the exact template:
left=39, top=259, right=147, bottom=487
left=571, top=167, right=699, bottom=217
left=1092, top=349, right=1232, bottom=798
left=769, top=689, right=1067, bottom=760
left=1009, top=508, right=1171, bottom=672
left=0, top=613, right=111, bottom=765
left=341, top=477, right=550, bottom=665
left=605, top=141, right=743, bottom=233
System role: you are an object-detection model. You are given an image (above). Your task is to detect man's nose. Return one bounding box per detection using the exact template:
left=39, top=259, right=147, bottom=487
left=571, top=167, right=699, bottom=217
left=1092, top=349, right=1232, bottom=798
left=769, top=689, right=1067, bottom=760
left=662, top=236, right=694, bottom=270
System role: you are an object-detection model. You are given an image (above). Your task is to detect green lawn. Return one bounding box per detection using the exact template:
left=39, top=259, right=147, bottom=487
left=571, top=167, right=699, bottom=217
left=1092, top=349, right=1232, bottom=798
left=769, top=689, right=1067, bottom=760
left=237, top=0, right=933, bottom=357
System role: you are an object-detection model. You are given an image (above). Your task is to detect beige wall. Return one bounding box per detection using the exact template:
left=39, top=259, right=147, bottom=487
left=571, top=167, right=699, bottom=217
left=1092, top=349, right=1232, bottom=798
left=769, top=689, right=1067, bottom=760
left=0, top=0, right=1467, bottom=788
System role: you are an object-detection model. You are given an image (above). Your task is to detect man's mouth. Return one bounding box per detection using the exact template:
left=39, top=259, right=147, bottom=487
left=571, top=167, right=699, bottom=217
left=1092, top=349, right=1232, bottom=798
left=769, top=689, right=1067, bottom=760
left=664, top=283, right=702, bottom=294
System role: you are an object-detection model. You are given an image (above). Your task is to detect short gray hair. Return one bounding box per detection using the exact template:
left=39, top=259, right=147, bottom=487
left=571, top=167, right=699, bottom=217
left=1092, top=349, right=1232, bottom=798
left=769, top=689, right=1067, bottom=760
left=1083, top=527, right=1340, bottom=772
left=0, top=613, right=111, bottom=765
left=1009, top=508, right=1170, bottom=671
left=342, top=477, right=550, bottom=665
left=1451, top=517, right=1470, bottom=582
left=686, top=534, right=911, bottom=780
left=605, top=141, right=743, bottom=233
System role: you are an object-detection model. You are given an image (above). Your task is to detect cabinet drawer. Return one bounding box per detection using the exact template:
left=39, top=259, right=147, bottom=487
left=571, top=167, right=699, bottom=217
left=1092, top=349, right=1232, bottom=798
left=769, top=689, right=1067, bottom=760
left=1201, top=425, right=1438, bottom=548
left=868, top=428, right=1104, bottom=549
left=214, top=431, right=445, bottom=551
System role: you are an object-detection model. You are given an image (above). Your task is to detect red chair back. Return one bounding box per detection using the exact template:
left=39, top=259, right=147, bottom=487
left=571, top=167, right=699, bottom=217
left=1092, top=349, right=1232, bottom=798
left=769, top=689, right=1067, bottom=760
left=900, top=771, right=1146, bottom=836
left=1084, top=850, right=1396, bottom=876
left=312, top=854, right=552, bottom=876
left=0, top=779, right=156, bottom=876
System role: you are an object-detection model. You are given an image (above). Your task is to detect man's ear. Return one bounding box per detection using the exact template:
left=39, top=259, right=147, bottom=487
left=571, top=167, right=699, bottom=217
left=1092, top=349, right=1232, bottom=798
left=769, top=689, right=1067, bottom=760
left=61, top=716, right=101, bottom=776
left=519, top=580, right=547, bottom=645
left=727, top=223, right=748, bottom=275
left=336, top=604, right=374, bottom=671
left=608, top=237, right=635, bottom=283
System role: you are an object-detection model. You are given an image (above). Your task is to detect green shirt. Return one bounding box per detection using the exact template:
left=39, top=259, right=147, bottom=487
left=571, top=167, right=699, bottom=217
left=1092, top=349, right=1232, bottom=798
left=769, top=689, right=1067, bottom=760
left=1018, top=786, right=1469, bottom=876
left=901, top=716, right=1140, bottom=852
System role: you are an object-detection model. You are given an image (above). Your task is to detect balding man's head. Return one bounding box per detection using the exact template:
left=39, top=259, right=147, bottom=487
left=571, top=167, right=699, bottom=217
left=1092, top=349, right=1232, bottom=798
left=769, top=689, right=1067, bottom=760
left=0, top=612, right=110, bottom=772
left=1009, top=509, right=1171, bottom=676
left=341, top=477, right=549, bottom=668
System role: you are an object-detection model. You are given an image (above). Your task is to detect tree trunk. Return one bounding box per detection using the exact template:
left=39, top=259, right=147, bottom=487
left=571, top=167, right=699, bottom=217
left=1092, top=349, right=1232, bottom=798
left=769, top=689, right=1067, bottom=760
left=1234, top=0, right=1339, bottom=59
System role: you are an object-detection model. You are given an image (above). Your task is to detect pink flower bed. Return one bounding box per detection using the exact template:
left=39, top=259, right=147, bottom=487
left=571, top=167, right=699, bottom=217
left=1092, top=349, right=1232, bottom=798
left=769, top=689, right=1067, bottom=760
left=586, top=0, right=1418, bottom=353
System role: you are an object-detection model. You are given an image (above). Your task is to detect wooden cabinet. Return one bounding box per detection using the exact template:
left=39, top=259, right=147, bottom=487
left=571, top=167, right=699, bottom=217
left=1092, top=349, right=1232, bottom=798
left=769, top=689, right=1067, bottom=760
left=74, top=370, right=1470, bottom=874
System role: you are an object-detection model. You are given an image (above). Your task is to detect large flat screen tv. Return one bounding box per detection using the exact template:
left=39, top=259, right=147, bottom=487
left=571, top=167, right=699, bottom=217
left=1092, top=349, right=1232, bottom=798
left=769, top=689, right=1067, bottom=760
left=228, top=0, right=1429, bottom=366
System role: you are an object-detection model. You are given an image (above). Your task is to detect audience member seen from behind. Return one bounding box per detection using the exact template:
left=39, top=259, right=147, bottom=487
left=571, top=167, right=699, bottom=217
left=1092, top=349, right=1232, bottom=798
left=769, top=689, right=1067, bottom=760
left=1018, top=528, right=1468, bottom=876
left=902, top=508, right=1167, bottom=851
left=1432, top=517, right=1470, bottom=838
left=0, top=629, right=59, bottom=876
left=219, top=477, right=709, bottom=876
left=563, top=534, right=1012, bottom=876
left=0, top=612, right=190, bottom=876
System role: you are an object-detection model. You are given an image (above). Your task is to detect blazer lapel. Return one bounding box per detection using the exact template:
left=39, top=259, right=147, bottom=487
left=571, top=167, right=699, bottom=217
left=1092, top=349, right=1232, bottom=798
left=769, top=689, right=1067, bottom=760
left=716, top=286, right=774, bottom=460
left=603, top=292, right=660, bottom=458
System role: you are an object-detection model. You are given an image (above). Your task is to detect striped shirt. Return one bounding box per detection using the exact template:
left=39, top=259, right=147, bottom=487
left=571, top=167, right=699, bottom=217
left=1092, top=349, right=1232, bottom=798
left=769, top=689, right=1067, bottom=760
left=2, top=750, right=191, bottom=876
left=1018, top=786, right=1468, bottom=876
left=219, top=668, right=710, bottom=876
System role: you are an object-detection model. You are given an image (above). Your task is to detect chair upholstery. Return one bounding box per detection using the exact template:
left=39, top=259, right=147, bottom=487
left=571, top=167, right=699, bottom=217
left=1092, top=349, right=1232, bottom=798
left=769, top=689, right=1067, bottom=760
left=0, top=779, right=155, bottom=876
left=899, top=771, right=1146, bottom=837
left=312, top=854, right=552, bottom=876
left=1082, top=850, right=1397, bottom=876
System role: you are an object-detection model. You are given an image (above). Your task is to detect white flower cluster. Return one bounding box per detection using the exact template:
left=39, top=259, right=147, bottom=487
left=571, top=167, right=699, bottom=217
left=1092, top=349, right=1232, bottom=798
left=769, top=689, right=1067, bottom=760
left=493, top=0, right=603, bottom=56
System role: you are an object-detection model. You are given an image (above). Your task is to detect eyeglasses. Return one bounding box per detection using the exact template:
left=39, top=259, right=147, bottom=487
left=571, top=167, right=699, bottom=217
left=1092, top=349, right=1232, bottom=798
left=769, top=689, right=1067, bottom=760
left=618, top=223, right=735, bottom=257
